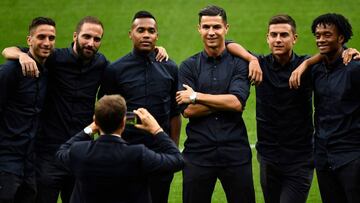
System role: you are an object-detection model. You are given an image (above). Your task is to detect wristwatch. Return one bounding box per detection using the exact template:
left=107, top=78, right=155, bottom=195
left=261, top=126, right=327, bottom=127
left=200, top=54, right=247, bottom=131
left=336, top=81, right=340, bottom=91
left=189, top=92, right=197, bottom=104
left=84, top=126, right=93, bottom=136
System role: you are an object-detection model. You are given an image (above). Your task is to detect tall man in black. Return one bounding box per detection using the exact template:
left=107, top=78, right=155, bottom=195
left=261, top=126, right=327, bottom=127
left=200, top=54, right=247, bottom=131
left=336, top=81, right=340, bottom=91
left=98, top=11, right=181, bottom=203
left=56, top=95, right=184, bottom=203
left=0, top=17, right=56, bottom=203
left=311, top=13, right=360, bottom=203
left=176, top=5, right=255, bottom=203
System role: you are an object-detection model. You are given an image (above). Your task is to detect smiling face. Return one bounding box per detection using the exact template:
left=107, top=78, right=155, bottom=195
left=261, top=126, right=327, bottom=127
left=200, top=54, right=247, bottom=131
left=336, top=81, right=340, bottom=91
left=27, top=24, right=56, bottom=64
left=129, top=18, right=158, bottom=53
left=198, top=15, right=228, bottom=53
left=73, top=22, right=103, bottom=60
left=314, top=23, right=344, bottom=55
left=267, top=23, right=297, bottom=58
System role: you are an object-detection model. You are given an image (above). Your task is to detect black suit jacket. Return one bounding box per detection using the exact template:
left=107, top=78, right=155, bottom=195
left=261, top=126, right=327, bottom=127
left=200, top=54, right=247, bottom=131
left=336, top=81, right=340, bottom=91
left=56, top=130, right=184, bottom=203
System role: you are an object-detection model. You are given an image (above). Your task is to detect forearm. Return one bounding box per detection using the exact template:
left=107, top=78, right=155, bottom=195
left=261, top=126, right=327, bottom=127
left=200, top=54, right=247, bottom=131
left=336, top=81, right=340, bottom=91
left=183, top=103, right=213, bottom=118
left=227, top=42, right=257, bottom=62
left=196, top=93, right=242, bottom=112
left=305, top=53, right=323, bottom=67
left=169, top=115, right=181, bottom=146
left=2, top=47, right=23, bottom=59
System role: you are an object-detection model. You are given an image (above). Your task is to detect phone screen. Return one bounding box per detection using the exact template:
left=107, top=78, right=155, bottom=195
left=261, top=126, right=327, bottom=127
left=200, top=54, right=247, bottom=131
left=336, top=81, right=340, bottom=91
left=126, top=112, right=138, bottom=125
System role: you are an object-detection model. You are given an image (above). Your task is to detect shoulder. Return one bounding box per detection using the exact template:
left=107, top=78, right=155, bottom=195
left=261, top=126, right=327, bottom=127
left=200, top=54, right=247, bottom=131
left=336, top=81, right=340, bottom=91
left=109, top=52, right=133, bottom=68
left=180, top=52, right=201, bottom=69
left=0, top=60, right=21, bottom=75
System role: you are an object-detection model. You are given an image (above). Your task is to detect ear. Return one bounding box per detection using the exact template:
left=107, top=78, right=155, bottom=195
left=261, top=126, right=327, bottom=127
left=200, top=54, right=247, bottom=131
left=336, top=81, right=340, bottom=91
left=225, top=24, right=229, bottom=34
left=338, top=35, right=345, bottom=44
left=197, top=24, right=201, bottom=34
left=266, top=33, right=270, bottom=44
left=26, top=35, right=31, bottom=46
left=293, top=33, right=298, bottom=44
left=73, top=32, right=77, bottom=42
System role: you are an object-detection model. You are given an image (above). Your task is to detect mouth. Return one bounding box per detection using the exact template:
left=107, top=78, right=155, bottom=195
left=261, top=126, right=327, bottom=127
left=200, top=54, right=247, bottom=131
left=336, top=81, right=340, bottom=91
left=140, top=41, right=152, bottom=46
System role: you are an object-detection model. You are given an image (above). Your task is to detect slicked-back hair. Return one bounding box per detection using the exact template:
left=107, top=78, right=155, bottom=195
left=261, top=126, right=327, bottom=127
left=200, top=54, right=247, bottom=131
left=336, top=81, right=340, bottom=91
left=268, top=14, right=296, bottom=34
left=311, top=13, right=353, bottom=44
left=75, top=16, right=104, bottom=34
left=198, top=5, right=227, bottom=24
left=95, top=95, right=127, bottom=134
left=29, top=17, right=56, bottom=35
left=132, top=10, right=156, bottom=22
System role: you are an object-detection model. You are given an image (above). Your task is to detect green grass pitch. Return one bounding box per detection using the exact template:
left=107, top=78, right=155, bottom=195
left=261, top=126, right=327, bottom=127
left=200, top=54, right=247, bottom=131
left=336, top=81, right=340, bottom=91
left=1, top=0, right=359, bottom=202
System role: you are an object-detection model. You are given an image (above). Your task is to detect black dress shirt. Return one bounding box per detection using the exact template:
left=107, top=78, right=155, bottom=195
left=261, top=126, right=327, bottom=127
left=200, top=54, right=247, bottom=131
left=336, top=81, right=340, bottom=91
left=98, top=50, right=179, bottom=150
left=0, top=56, right=47, bottom=176
left=255, top=53, right=314, bottom=164
left=312, top=56, right=360, bottom=170
left=35, top=44, right=109, bottom=155
left=179, top=50, right=251, bottom=166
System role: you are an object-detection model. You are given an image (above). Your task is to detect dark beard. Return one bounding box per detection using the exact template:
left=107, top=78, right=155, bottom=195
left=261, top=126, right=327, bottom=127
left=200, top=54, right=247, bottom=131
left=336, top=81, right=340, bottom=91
left=76, top=38, right=96, bottom=60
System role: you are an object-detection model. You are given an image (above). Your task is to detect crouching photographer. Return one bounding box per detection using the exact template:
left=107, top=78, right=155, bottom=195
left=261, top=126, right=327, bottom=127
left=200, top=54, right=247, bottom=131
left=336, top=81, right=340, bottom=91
left=56, top=94, right=184, bottom=203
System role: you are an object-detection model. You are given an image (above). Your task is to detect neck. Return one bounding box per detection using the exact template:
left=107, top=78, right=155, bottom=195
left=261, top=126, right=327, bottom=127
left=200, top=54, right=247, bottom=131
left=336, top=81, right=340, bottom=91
left=29, top=50, right=46, bottom=65
left=99, top=127, right=123, bottom=137
left=273, top=51, right=292, bottom=66
left=323, top=47, right=344, bottom=65
left=204, top=43, right=226, bottom=57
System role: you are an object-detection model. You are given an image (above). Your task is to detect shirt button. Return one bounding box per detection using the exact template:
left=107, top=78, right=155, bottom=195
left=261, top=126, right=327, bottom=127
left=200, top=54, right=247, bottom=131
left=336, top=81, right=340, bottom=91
left=215, top=117, right=218, bottom=120
left=213, top=78, right=217, bottom=81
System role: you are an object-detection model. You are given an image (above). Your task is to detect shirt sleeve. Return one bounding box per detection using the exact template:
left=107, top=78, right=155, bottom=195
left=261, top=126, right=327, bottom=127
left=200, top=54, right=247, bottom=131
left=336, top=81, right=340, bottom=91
left=169, top=63, right=181, bottom=118
left=141, top=132, right=184, bottom=174
left=98, top=64, right=117, bottom=99
left=178, top=59, right=197, bottom=112
left=0, top=62, right=20, bottom=113
left=228, top=57, right=250, bottom=107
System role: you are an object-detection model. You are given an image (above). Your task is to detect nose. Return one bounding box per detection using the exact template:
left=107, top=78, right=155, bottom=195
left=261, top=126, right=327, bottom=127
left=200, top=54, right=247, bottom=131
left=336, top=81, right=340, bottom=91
left=143, top=31, right=150, bottom=38
left=275, top=34, right=281, bottom=42
left=87, top=38, right=95, bottom=47
left=208, top=27, right=215, bottom=36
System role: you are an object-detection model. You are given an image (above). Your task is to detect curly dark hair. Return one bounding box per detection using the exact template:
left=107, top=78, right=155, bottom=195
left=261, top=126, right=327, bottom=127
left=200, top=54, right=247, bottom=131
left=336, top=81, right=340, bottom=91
left=311, top=13, right=352, bottom=44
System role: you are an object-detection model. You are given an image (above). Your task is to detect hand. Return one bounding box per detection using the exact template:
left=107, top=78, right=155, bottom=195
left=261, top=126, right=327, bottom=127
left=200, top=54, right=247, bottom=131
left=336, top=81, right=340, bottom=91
left=289, top=62, right=307, bottom=89
left=154, top=46, right=169, bottom=62
left=87, top=121, right=100, bottom=134
left=19, top=53, right=39, bottom=77
left=134, top=108, right=163, bottom=135
left=248, top=58, right=263, bottom=86
left=176, top=84, right=194, bottom=104
left=342, top=48, right=360, bottom=65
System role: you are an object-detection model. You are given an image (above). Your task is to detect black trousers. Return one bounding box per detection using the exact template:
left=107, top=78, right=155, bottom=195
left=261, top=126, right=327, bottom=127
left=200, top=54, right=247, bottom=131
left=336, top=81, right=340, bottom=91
left=258, top=154, right=314, bottom=203
left=316, top=157, right=360, bottom=203
left=0, top=172, right=36, bottom=203
left=182, top=161, right=255, bottom=203
left=35, top=154, right=74, bottom=203
left=148, top=173, right=174, bottom=203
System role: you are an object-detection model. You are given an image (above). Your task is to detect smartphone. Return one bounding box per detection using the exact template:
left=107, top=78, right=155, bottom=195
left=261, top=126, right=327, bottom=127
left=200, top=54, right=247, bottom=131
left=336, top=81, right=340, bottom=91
left=126, top=111, right=138, bottom=125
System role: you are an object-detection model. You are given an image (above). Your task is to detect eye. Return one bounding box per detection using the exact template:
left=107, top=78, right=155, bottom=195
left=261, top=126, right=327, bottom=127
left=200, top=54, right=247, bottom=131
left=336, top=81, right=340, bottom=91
left=49, top=35, right=56, bottom=41
left=148, top=28, right=156, bottom=34
left=202, top=25, right=210, bottom=30
left=270, top=33, right=277, bottom=38
left=94, top=37, right=101, bottom=42
left=137, top=28, right=145, bottom=33
left=280, top=33, right=289, bottom=38
left=37, top=34, right=46, bottom=40
left=213, top=25, right=222, bottom=30
left=82, top=34, right=91, bottom=39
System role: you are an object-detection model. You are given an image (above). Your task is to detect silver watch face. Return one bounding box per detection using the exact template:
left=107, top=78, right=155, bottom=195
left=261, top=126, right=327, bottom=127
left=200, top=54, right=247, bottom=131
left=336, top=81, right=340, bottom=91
left=84, top=127, right=92, bottom=135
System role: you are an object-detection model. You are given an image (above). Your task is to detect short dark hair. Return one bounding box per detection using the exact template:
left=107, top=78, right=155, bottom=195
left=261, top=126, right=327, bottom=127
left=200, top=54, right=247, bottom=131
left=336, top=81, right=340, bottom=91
left=95, top=95, right=126, bottom=134
left=29, top=17, right=56, bottom=35
left=268, top=14, right=296, bottom=33
left=75, top=16, right=104, bottom=34
left=198, top=5, right=227, bottom=24
left=132, top=10, right=156, bottom=22
left=311, top=13, right=352, bottom=44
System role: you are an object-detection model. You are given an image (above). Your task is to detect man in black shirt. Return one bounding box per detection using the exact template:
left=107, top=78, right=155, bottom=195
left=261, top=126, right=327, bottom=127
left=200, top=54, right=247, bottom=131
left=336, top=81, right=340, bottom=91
left=311, top=13, right=360, bottom=203
left=98, top=11, right=181, bottom=203
left=0, top=17, right=55, bottom=203
left=176, top=5, right=255, bottom=203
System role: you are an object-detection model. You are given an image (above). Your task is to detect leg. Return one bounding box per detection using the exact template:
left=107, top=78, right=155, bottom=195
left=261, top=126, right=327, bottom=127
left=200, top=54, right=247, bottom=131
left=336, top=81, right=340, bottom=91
left=0, top=172, right=21, bottom=203
left=14, top=175, right=37, bottom=203
left=337, top=158, right=360, bottom=203
left=316, top=167, right=347, bottom=203
left=148, top=173, right=174, bottom=203
left=219, top=163, right=255, bottom=203
left=280, top=160, right=314, bottom=203
left=35, top=154, right=73, bottom=203
left=182, top=161, right=217, bottom=203
left=258, top=155, right=281, bottom=203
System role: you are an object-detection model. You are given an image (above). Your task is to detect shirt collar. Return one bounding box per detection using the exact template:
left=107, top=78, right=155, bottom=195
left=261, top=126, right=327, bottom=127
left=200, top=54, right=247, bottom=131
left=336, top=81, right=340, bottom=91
left=131, top=49, right=157, bottom=62
left=201, top=49, right=229, bottom=63
left=270, top=52, right=296, bottom=71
